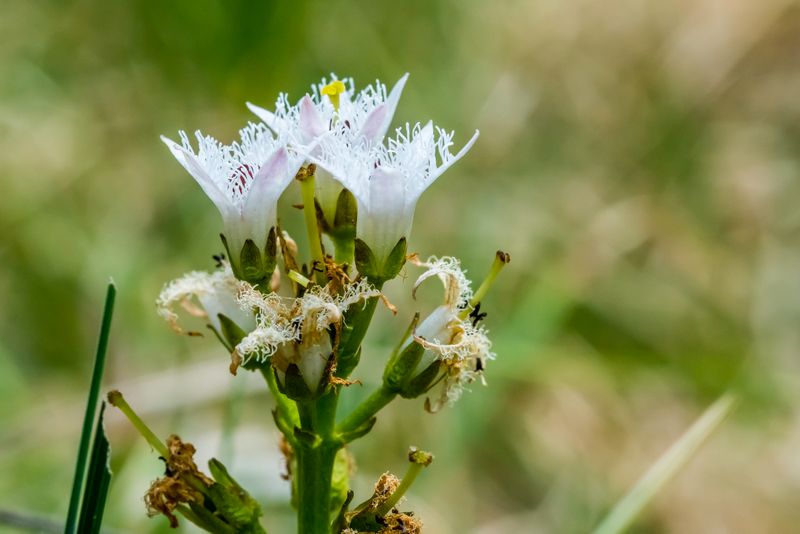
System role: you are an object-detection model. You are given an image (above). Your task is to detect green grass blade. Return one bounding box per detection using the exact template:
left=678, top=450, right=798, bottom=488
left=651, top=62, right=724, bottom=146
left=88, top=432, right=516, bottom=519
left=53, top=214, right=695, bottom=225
left=65, top=283, right=116, bottom=534
left=592, top=393, right=737, bottom=534
left=77, top=402, right=113, bottom=534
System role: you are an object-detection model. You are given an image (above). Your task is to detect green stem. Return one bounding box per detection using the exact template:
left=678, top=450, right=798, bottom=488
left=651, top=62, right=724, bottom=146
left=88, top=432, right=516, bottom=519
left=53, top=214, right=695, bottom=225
left=459, top=250, right=510, bottom=320
left=336, top=295, right=381, bottom=378
left=376, top=461, right=424, bottom=516
left=296, top=444, right=338, bottom=534
left=297, top=401, right=315, bottom=431
left=294, top=390, right=341, bottom=533
left=299, top=173, right=326, bottom=283
left=337, top=385, right=397, bottom=436
left=316, top=390, right=338, bottom=439
left=107, top=390, right=168, bottom=458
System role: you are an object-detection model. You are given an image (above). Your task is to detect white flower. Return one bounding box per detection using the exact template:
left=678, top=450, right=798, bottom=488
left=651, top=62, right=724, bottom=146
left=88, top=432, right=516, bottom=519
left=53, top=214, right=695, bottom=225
left=407, top=256, right=494, bottom=408
left=308, top=123, right=480, bottom=262
left=235, top=279, right=381, bottom=392
left=161, top=123, right=301, bottom=261
left=157, top=262, right=256, bottom=336
left=247, top=74, right=409, bottom=224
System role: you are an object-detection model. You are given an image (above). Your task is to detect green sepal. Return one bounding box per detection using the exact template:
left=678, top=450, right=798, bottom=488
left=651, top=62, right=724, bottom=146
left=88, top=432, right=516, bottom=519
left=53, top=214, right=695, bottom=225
left=353, top=237, right=407, bottom=283
left=219, top=233, right=233, bottom=264
left=186, top=502, right=237, bottom=533
left=223, top=228, right=277, bottom=286
left=382, top=237, right=407, bottom=281
left=206, top=459, right=265, bottom=533
left=330, top=448, right=351, bottom=514
left=217, top=314, right=246, bottom=349
left=400, top=359, right=442, bottom=399
left=265, top=226, right=277, bottom=267
left=239, top=239, right=263, bottom=282
left=283, top=363, right=314, bottom=401
left=333, top=189, right=357, bottom=231
left=383, top=341, right=424, bottom=392
left=331, top=490, right=355, bottom=534
left=354, top=238, right=380, bottom=280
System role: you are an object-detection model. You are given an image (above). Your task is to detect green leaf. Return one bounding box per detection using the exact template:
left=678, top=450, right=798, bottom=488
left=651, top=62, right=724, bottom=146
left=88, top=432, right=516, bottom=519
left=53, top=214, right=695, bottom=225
left=65, top=283, right=115, bottom=534
left=76, top=402, right=113, bottom=534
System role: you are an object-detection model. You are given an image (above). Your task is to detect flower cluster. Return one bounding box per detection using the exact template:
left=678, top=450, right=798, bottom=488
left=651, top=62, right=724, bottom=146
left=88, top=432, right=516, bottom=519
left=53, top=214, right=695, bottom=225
left=149, top=73, right=507, bottom=533
left=163, top=74, right=479, bottom=278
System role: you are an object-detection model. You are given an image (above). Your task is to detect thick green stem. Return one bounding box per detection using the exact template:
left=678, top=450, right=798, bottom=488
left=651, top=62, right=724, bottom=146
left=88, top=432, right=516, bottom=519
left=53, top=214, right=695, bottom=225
left=295, top=390, right=341, bottom=533
left=337, top=385, right=397, bottom=436
left=296, top=444, right=338, bottom=534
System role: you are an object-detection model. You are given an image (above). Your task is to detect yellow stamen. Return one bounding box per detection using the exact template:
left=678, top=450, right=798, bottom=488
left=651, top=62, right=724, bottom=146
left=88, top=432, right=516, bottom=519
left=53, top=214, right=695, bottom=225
left=321, top=80, right=346, bottom=110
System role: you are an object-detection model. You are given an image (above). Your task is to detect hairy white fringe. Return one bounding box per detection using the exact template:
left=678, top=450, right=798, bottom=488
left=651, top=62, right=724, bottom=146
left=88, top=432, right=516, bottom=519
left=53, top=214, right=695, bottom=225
left=233, top=279, right=382, bottom=362
left=411, top=255, right=473, bottom=309
left=156, top=263, right=242, bottom=333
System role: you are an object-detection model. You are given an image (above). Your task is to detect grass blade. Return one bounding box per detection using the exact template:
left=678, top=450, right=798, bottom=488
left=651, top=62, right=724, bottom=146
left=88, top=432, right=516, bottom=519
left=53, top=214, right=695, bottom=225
left=77, top=402, right=113, bottom=534
left=65, top=283, right=116, bottom=533
left=592, top=393, right=737, bottom=534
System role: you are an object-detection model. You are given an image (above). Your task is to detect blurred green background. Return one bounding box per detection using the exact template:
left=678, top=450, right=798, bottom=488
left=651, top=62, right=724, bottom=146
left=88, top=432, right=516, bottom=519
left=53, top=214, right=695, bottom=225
left=3, top=0, right=800, bottom=532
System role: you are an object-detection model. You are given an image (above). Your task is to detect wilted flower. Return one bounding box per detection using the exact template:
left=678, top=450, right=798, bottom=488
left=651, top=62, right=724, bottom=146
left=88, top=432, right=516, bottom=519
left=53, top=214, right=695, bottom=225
left=161, top=123, right=302, bottom=282
left=403, top=256, right=494, bottom=408
left=235, top=279, right=381, bottom=394
left=156, top=262, right=256, bottom=338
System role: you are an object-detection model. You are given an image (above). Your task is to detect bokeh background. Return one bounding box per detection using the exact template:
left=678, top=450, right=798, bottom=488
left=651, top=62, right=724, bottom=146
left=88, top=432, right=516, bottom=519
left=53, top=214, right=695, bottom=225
left=3, top=0, right=800, bottom=532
